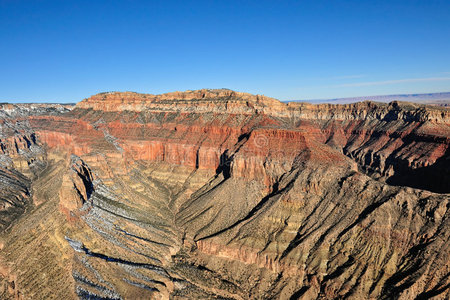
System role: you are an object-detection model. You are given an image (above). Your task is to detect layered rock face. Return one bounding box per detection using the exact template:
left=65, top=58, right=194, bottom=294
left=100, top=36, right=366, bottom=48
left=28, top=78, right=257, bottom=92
left=0, top=90, right=448, bottom=299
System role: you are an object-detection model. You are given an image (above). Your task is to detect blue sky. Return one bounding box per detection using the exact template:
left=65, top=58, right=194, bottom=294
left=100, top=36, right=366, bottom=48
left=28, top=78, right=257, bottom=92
left=1, top=0, right=449, bottom=102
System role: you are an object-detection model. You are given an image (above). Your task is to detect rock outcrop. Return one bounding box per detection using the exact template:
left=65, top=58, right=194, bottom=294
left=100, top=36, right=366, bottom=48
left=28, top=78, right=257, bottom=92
left=0, top=90, right=448, bottom=299
left=59, top=155, right=95, bottom=217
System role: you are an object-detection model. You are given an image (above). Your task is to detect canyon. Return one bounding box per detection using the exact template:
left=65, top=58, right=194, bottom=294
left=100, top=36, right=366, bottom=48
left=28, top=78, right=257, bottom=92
left=0, top=89, right=448, bottom=299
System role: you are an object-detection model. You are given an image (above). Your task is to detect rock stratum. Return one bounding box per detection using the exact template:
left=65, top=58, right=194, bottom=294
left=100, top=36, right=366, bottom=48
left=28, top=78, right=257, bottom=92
left=0, top=89, right=449, bottom=299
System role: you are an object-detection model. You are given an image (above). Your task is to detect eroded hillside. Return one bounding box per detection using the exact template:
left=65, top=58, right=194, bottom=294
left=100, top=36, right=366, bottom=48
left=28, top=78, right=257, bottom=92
left=0, top=90, right=448, bottom=299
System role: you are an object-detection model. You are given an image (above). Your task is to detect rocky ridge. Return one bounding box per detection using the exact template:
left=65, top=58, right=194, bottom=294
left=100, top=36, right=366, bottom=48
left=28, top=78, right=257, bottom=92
left=0, top=90, right=448, bottom=299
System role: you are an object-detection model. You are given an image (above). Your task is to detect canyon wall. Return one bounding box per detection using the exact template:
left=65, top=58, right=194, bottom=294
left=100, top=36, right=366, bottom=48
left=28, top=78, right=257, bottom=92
left=0, top=90, right=448, bottom=299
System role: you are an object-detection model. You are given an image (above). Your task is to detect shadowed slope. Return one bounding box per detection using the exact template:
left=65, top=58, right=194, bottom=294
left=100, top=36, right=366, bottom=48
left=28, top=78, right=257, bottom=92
left=0, top=91, right=448, bottom=299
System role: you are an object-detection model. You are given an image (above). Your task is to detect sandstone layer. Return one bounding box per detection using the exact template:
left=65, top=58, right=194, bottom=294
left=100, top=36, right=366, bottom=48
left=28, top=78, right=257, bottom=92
left=0, top=90, right=448, bottom=299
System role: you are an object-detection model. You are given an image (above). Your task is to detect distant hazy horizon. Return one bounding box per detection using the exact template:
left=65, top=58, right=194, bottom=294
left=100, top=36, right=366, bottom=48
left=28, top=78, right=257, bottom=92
left=288, top=91, right=450, bottom=104
left=2, top=90, right=450, bottom=106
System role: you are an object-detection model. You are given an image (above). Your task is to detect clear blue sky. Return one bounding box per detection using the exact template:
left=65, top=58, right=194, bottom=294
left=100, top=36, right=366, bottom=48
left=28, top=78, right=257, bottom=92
left=1, top=0, right=449, bottom=102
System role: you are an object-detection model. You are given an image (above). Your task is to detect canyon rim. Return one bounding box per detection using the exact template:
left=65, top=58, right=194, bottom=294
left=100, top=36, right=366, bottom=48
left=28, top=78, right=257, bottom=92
left=0, top=89, right=448, bottom=299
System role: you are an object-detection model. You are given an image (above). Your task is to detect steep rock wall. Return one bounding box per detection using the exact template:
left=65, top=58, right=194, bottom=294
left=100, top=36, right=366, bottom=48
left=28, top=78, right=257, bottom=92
left=0, top=91, right=448, bottom=299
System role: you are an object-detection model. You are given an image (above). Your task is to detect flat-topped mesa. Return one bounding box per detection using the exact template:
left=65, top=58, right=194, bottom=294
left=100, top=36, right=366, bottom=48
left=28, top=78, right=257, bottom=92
left=76, top=89, right=286, bottom=114
left=76, top=89, right=449, bottom=123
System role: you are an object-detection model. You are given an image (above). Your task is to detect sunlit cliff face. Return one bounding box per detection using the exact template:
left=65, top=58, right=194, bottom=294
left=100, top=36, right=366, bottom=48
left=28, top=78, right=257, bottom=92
left=0, top=90, right=449, bottom=299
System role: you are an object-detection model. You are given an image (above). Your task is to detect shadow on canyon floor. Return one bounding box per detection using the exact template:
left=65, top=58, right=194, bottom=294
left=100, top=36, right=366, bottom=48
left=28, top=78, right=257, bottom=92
left=386, top=147, right=450, bottom=193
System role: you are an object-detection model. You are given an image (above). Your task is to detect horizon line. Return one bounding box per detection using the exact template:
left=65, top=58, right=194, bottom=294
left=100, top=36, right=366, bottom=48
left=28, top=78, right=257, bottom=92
left=1, top=90, right=450, bottom=104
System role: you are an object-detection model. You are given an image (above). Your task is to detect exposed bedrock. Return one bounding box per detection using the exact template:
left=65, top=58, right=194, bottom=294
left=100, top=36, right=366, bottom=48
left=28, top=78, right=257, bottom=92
left=27, top=91, right=449, bottom=193
left=59, top=155, right=95, bottom=216
left=0, top=91, right=448, bottom=299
